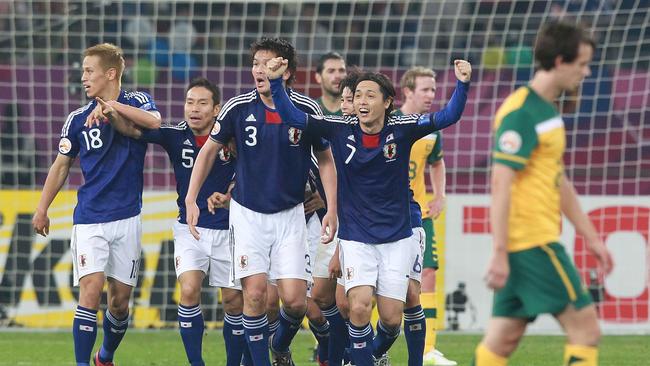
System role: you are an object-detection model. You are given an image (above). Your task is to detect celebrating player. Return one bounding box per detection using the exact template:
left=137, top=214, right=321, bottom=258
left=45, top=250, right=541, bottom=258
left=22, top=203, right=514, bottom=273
left=32, top=43, right=161, bottom=366
left=398, top=67, right=456, bottom=366
left=473, top=21, right=613, bottom=366
left=266, top=56, right=471, bottom=366
left=185, top=38, right=337, bottom=366
left=103, top=77, right=250, bottom=366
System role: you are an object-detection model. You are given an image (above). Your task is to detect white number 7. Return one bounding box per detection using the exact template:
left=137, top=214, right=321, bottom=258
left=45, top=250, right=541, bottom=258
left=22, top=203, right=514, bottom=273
left=345, top=143, right=356, bottom=164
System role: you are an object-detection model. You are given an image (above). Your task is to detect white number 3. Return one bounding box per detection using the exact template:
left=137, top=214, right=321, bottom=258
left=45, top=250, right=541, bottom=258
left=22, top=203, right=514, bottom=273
left=245, top=126, right=257, bottom=146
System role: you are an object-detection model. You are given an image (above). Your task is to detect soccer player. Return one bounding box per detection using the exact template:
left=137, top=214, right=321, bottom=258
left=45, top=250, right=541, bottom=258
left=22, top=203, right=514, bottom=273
left=266, top=57, right=471, bottom=366
left=398, top=67, right=456, bottom=366
left=103, top=77, right=249, bottom=366
left=32, top=43, right=161, bottom=366
left=185, top=38, right=338, bottom=366
left=315, top=52, right=347, bottom=115
left=473, top=21, right=613, bottom=366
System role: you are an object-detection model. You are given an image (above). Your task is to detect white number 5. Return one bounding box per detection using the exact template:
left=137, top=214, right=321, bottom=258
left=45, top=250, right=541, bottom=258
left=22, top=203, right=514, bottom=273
left=181, top=148, right=194, bottom=168
left=245, top=126, right=257, bottom=146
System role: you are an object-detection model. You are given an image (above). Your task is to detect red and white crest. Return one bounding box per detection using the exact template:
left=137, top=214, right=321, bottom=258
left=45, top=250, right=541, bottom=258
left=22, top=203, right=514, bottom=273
left=175, top=256, right=181, bottom=269
left=288, top=127, right=302, bottom=144
left=239, top=255, right=248, bottom=269
left=345, top=267, right=354, bottom=281
left=79, top=254, right=87, bottom=268
left=219, top=145, right=231, bottom=162
left=383, top=143, right=397, bottom=159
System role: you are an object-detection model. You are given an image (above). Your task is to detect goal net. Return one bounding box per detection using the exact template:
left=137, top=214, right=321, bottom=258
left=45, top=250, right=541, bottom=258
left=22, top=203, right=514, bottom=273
left=0, top=0, right=647, bottom=332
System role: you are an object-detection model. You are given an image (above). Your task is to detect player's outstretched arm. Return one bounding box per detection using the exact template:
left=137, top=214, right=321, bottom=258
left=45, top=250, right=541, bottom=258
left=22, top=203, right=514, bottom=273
left=106, top=100, right=161, bottom=130
left=315, top=148, right=338, bottom=244
left=484, top=163, right=515, bottom=290
left=429, top=60, right=471, bottom=130
left=94, top=97, right=144, bottom=139
left=32, top=154, right=74, bottom=237
left=560, top=174, right=613, bottom=274
left=185, top=138, right=223, bottom=239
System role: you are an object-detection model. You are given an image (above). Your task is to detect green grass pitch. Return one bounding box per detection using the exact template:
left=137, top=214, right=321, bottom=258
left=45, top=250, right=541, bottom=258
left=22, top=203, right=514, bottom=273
left=1, top=330, right=647, bottom=365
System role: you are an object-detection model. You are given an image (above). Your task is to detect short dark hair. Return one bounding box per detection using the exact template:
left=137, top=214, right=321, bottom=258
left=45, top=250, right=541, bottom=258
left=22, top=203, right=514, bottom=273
left=355, top=72, right=396, bottom=114
left=316, top=52, right=345, bottom=74
left=339, top=66, right=362, bottom=94
left=250, top=37, right=298, bottom=86
left=186, top=77, right=221, bottom=106
left=534, top=21, right=595, bottom=71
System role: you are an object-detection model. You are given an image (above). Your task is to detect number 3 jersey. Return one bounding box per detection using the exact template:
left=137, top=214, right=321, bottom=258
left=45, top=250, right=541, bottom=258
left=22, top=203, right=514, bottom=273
left=141, top=121, right=235, bottom=230
left=58, top=90, right=158, bottom=224
left=210, top=89, right=327, bottom=214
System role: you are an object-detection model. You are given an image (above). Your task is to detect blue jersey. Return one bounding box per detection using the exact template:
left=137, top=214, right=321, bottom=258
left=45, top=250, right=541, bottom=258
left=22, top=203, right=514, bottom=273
left=409, top=190, right=422, bottom=229
left=210, top=89, right=327, bottom=214
left=59, top=90, right=157, bottom=224
left=269, top=78, right=468, bottom=243
left=141, top=121, right=234, bottom=230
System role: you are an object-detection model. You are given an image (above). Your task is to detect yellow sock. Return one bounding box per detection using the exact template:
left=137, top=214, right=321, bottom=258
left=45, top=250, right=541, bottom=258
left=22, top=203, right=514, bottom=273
left=421, top=292, right=437, bottom=352
left=564, top=344, right=598, bottom=366
left=473, top=343, right=507, bottom=366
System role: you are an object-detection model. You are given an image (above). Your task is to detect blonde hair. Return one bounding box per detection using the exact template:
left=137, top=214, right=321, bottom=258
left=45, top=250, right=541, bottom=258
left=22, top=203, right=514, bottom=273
left=400, top=66, right=436, bottom=91
left=83, top=43, right=125, bottom=79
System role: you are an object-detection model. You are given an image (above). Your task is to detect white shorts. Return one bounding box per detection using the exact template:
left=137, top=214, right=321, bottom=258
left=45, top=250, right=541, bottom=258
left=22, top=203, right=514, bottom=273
left=230, top=199, right=310, bottom=283
left=409, top=227, right=425, bottom=283
left=71, top=215, right=141, bottom=287
left=172, top=222, right=241, bottom=289
left=340, top=236, right=413, bottom=302
left=307, top=214, right=337, bottom=279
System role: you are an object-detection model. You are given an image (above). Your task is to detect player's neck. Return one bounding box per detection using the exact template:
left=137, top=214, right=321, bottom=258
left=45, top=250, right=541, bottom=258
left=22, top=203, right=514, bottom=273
left=260, top=91, right=275, bottom=109
left=190, top=126, right=211, bottom=137
left=360, top=119, right=384, bottom=134
left=399, top=103, right=422, bottom=115
left=320, top=92, right=341, bottom=113
left=529, top=72, right=563, bottom=103
left=96, top=83, right=121, bottom=102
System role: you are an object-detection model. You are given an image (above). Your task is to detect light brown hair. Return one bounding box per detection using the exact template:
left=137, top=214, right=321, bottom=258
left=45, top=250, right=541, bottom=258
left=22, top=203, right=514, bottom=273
left=83, top=43, right=125, bottom=79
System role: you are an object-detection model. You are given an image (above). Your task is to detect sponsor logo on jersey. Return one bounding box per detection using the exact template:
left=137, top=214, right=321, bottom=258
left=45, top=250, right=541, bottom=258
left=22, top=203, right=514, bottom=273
left=383, top=143, right=397, bottom=159
left=211, top=121, right=221, bottom=135
left=346, top=267, right=354, bottom=281
left=183, top=139, right=193, bottom=146
left=386, top=133, right=394, bottom=142
left=245, top=114, right=257, bottom=122
left=498, top=130, right=522, bottom=154
left=288, top=127, right=303, bottom=145
left=239, top=255, right=248, bottom=269
left=59, top=138, right=72, bottom=154
left=347, top=134, right=355, bottom=142
left=219, top=146, right=231, bottom=162
left=79, top=254, right=87, bottom=268
left=417, top=114, right=431, bottom=126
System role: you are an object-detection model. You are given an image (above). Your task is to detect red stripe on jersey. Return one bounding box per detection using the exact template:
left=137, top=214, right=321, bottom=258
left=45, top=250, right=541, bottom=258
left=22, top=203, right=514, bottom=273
left=265, top=110, right=282, bottom=124
left=361, top=133, right=380, bottom=148
left=195, top=135, right=209, bottom=147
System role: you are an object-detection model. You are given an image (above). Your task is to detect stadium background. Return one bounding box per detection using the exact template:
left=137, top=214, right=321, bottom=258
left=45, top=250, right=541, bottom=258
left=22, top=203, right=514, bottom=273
left=0, top=0, right=648, bottom=336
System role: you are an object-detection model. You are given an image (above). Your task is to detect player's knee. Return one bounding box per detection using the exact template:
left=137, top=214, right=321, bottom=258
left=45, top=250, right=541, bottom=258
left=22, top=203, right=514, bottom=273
left=405, top=282, right=421, bottom=308
left=567, top=319, right=601, bottom=346
left=222, top=291, right=244, bottom=314
left=108, top=295, right=130, bottom=318
left=349, top=299, right=372, bottom=319
left=312, top=291, right=335, bottom=309
left=281, top=296, right=307, bottom=317
left=180, top=283, right=202, bottom=305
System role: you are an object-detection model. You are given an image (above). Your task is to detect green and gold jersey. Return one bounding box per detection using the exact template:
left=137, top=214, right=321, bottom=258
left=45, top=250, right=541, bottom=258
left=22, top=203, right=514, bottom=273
left=316, top=97, right=343, bottom=116
left=395, top=109, right=443, bottom=217
left=493, top=86, right=565, bottom=252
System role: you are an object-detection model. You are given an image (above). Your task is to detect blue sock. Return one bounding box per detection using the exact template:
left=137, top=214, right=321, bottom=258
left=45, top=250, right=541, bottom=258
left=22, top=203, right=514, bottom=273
left=269, top=317, right=280, bottom=337
left=372, top=320, right=401, bottom=358
left=271, top=307, right=304, bottom=353
left=98, top=310, right=129, bottom=362
left=309, top=319, right=330, bottom=363
left=349, top=322, right=374, bottom=366
left=343, top=319, right=352, bottom=365
left=404, top=305, right=426, bottom=366
left=223, top=313, right=247, bottom=366
left=73, top=305, right=97, bottom=366
left=322, top=304, right=348, bottom=366
left=178, top=303, right=205, bottom=366
left=243, top=314, right=271, bottom=366
left=241, top=345, right=253, bottom=366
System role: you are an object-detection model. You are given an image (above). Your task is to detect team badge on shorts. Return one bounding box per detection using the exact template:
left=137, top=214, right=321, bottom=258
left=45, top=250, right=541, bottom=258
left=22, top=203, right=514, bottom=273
left=288, top=127, right=302, bottom=145
left=79, top=254, right=87, bottom=268
left=239, top=255, right=248, bottom=269
left=383, top=143, right=397, bottom=160
left=345, top=267, right=354, bottom=281
left=175, top=256, right=181, bottom=269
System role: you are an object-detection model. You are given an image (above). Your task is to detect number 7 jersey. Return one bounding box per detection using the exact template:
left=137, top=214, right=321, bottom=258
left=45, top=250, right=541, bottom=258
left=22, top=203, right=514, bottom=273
left=58, top=90, right=158, bottom=224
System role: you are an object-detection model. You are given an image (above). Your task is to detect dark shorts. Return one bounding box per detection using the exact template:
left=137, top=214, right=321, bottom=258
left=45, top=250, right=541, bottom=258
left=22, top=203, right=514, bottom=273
left=492, top=242, right=593, bottom=320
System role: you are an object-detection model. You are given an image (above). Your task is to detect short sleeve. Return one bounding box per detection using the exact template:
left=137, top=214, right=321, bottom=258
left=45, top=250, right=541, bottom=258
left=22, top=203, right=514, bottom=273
left=211, top=107, right=235, bottom=145
left=130, top=91, right=158, bottom=112
left=492, top=111, right=538, bottom=170
left=427, top=131, right=443, bottom=163
left=140, top=127, right=166, bottom=146
left=58, top=112, right=81, bottom=158
left=312, top=136, right=330, bottom=152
